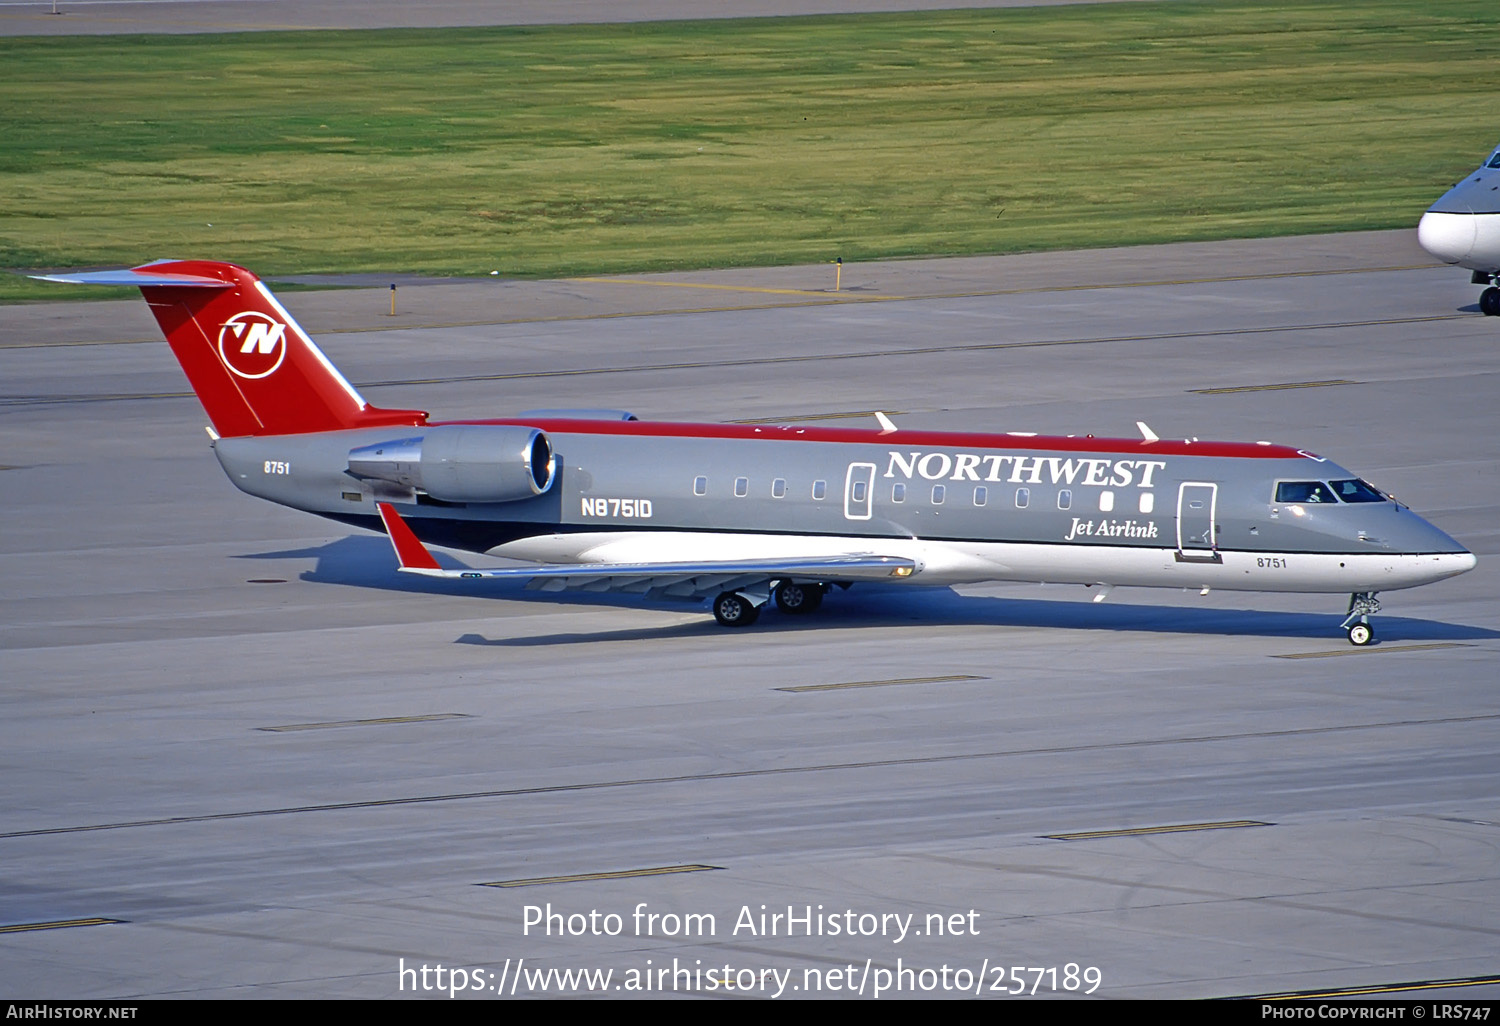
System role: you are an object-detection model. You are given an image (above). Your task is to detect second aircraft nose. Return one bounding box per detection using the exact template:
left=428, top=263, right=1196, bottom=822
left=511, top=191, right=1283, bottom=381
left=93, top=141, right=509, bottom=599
left=1418, top=210, right=1477, bottom=265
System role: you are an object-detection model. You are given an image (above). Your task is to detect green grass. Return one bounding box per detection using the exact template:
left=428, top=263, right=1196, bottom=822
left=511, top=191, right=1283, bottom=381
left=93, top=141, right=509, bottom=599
left=3, top=1, right=1497, bottom=301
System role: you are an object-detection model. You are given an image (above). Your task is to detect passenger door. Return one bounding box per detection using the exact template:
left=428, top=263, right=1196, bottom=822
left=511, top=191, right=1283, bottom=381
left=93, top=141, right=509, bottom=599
left=1175, top=482, right=1220, bottom=562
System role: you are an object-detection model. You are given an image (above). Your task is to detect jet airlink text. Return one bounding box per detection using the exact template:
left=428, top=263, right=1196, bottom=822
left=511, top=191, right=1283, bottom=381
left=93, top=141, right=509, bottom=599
left=884, top=452, right=1168, bottom=488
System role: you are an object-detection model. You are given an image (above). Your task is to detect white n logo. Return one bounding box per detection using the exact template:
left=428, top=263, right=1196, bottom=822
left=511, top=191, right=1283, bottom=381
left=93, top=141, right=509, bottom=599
left=239, top=322, right=286, bottom=355
left=217, top=312, right=289, bottom=379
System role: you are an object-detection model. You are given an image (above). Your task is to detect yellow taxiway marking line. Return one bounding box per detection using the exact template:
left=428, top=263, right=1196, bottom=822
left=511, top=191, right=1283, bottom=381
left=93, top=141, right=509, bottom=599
left=257, top=713, right=471, bottom=732
left=482, top=865, right=722, bottom=888
left=0, top=918, right=122, bottom=934
left=574, top=276, right=886, bottom=299
left=777, top=674, right=986, bottom=693
left=1190, top=379, right=1356, bottom=394
left=733, top=410, right=907, bottom=424
left=1044, top=820, right=1270, bottom=841
left=1272, top=643, right=1473, bottom=660
left=1252, top=975, right=1500, bottom=1000
left=6, top=304, right=1468, bottom=351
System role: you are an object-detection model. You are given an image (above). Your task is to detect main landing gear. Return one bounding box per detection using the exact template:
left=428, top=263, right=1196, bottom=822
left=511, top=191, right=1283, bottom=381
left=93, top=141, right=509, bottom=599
left=774, top=579, right=825, bottom=615
left=712, top=590, right=761, bottom=627
left=1340, top=591, right=1381, bottom=646
left=712, top=580, right=829, bottom=627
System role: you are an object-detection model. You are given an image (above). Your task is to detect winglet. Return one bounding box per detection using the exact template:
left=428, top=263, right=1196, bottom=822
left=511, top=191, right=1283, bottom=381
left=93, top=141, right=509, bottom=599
left=376, top=502, right=443, bottom=571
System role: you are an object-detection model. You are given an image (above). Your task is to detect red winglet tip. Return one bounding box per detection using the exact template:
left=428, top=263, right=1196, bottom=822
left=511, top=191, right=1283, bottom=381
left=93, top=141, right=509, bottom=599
left=376, top=502, right=442, bottom=571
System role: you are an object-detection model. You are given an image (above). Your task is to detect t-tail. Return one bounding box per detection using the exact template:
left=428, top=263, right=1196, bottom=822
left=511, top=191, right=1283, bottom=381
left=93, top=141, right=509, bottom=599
left=35, top=260, right=427, bottom=437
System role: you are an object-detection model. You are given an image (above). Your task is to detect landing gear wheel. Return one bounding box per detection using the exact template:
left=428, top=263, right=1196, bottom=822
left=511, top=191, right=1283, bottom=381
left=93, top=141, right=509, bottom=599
left=774, top=580, right=824, bottom=614
left=1340, top=591, right=1381, bottom=645
left=712, top=591, right=760, bottom=627
left=1482, top=287, right=1500, bottom=316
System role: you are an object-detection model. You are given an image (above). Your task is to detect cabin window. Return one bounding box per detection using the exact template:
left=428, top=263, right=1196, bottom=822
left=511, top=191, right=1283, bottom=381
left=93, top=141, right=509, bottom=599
left=1098, top=490, right=1114, bottom=512
left=772, top=478, right=787, bottom=499
left=1329, top=479, right=1385, bottom=503
left=974, top=486, right=988, bottom=507
left=693, top=475, right=707, bottom=496
left=734, top=477, right=749, bottom=498
left=1058, top=489, right=1072, bottom=511
left=892, top=482, right=906, bottom=503
left=1275, top=481, right=1337, bottom=504
left=1015, top=487, right=1030, bottom=509
left=852, top=480, right=868, bottom=503
left=1138, top=492, right=1154, bottom=514
left=932, top=484, right=946, bottom=505
left=812, top=480, right=827, bottom=500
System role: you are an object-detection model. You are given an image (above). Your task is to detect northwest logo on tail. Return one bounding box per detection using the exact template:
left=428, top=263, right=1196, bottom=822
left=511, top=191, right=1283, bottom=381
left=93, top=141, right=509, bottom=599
left=217, top=312, right=288, bottom=379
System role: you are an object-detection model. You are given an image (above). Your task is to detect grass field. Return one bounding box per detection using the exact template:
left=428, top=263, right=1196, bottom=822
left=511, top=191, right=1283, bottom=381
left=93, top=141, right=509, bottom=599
left=2, top=0, right=1496, bottom=300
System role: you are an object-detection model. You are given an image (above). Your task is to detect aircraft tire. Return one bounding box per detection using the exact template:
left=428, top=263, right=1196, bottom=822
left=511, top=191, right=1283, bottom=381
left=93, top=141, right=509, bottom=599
left=774, top=580, right=824, bottom=614
left=1347, top=623, right=1374, bottom=646
left=1481, top=287, right=1500, bottom=316
left=713, top=591, right=760, bottom=627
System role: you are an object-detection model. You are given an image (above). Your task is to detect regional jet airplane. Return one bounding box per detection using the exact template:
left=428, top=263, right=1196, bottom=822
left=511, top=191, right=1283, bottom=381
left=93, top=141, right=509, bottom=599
left=1418, top=142, right=1500, bottom=314
left=40, top=261, right=1476, bottom=643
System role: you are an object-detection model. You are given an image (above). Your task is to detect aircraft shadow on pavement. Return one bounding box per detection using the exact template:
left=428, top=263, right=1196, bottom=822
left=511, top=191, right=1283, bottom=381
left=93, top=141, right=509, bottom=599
left=242, top=535, right=1498, bottom=647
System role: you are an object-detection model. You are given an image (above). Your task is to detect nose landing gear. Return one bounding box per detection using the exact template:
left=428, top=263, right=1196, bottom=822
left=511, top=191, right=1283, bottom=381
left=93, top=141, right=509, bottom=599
left=1341, top=592, right=1381, bottom=646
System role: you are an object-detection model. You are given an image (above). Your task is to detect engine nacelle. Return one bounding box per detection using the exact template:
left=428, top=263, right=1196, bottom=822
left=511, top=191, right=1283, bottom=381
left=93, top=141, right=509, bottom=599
left=347, top=425, right=555, bottom=503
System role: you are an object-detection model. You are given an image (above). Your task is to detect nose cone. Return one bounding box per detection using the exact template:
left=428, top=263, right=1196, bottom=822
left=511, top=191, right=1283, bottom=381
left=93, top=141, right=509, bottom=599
left=1423, top=549, right=1479, bottom=587
left=1391, top=512, right=1478, bottom=585
left=1418, top=210, right=1476, bottom=265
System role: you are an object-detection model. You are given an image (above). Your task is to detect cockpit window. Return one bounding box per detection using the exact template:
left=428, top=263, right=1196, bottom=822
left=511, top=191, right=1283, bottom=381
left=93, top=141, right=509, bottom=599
left=1275, top=481, right=1338, bottom=504
left=1486, top=145, right=1500, bottom=169
left=1328, top=478, right=1386, bottom=503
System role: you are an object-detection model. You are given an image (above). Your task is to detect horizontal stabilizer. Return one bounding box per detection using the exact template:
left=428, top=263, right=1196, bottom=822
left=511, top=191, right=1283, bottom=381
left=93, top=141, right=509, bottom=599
left=31, top=264, right=233, bottom=288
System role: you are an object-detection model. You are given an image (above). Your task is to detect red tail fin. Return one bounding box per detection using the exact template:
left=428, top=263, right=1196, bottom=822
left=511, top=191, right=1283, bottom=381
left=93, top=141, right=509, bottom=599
left=39, top=260, right=427, bottom=437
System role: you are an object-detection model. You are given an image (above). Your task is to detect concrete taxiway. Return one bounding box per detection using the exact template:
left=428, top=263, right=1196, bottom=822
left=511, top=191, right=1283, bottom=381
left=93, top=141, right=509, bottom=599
left=2, top=231, right=1498, bottom=999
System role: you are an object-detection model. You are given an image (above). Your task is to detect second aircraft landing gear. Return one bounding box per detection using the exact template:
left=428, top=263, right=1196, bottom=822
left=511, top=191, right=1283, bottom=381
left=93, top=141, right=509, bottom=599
left=1472, top=272, right=1500, bottom=316
left=1341, top=591, right=1381, bottom=646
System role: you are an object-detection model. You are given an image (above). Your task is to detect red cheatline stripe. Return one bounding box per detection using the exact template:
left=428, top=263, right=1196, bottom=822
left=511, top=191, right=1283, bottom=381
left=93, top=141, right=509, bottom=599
left=430, top=418, right=1305, bottom=460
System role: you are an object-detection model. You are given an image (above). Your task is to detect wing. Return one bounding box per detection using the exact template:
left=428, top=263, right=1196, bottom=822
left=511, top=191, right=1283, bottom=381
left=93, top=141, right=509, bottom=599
left=376, top=503, right=917, bottom=600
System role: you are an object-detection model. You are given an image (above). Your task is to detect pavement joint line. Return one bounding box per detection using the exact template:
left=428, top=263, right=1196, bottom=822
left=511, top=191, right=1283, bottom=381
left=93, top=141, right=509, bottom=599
left=0, top=918, right=123, bottom=934
left=1271, top=642, right=1473, bottom=659
left=256, top=713, right=472, bottom=732
left=1043, top=820, right=1271, bottom=841
left=481, top=864, right=722, bottom=888
left=776, top=674, right=987, bottom=693
left=1190, top=379, right=1356, bottom=394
